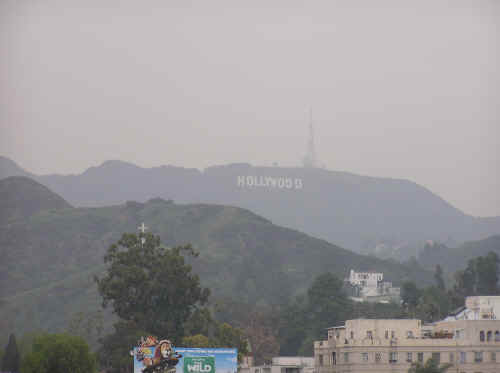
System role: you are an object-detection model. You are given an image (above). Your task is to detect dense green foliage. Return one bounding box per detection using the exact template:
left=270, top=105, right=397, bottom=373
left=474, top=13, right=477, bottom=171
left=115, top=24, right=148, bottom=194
left=402, top=252, right=500, bottom=323
left=453, top=251, right=499, bottom=296
left=95, top=232, right=210, bottom=343
left=3, top=156, right=499, bottom=256
left=21, top=334, right=96, bottom=373
left=4, top=176, right=498, bottom=370
left=182, top=322, right=248, bottom=362
left=419, top=235, right=500, bottom=273
left=97, top=321, right=148, bottom=373
left=278, top=273, right=406, bottom=357
left=1, top=333, right=20, bottom=373
left=95, top=233, right=246, bottom=372
left=0, top=177, right=433, bottom=343
left=279, top=273, right=352, bottom=356
left=0, top=176, right=71, bottom=226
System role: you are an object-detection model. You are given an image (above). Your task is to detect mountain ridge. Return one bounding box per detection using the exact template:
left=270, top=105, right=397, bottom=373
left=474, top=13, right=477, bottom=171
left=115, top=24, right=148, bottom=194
left=1, top=156, right=498, bottom=252
left=0, top=177, right=433, bottom=338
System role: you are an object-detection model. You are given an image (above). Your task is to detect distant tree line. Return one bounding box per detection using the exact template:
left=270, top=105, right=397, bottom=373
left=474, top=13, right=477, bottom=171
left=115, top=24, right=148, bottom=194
left=401, top=252, right=500, bottom=323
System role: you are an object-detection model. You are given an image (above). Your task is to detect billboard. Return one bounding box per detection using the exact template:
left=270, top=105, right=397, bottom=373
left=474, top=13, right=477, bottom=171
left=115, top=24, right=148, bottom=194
left=133, top=347, right=237, bottom=373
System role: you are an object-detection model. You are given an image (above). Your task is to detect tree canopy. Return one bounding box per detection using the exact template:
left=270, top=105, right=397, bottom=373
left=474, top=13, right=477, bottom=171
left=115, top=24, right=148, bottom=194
left=1, top=333, right=20, bottom=373
left=21, top=334, right=96, bottom=373
left=95, top=232, right=210, bottom=343
left=182, top=322, right=248, bottom=362
left=454, top=251, right=499, bottom=296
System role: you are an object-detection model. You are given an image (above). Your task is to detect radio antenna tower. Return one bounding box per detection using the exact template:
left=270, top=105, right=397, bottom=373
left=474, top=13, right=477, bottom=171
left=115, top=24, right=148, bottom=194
left=303, top=108, right=318, bottom=168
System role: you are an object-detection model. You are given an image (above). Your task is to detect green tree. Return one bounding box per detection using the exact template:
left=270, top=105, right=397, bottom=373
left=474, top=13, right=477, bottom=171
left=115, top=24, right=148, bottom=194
left=408, top=358, right=451, bottom=373
left=306, top=273, right=352, bottom=337
left=453, top=252, right=499, bottom=296
left=182, top=323, right=248, bottom=362
left=401, top=281, right=421, bottom=311
left=67, top=311, right=104, bottom=346
left=1, top=333, right=20, bottom=373
left=17, top=332, right=43, bottom=360
left=182, top=334, right=212, bottom=348
left=434, top=265, right=445, bottom=291
left=414, top=286, right=451, bottom=323
left=95, top=232, right=210, bottom=343
left=97, top=321, right=148, bottom=373
left=21, top=334, right=96, bottom=373
left=279, top=273, right=352, bottom=357
left=278, top=296, right=308, bottom=356
left=476, top=252, right=499, bottom=294
left=214, top=323, right=248, bottom=362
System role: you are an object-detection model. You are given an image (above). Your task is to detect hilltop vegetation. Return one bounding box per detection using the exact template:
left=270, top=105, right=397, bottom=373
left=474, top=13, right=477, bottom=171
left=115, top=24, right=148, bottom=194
left=1, top=156, right=498, bottom=253
left=418, top=235, right=500, bottom=273
left=0, top=177, right=433, bottom=342
left=0, top=176, right=71, bottom=226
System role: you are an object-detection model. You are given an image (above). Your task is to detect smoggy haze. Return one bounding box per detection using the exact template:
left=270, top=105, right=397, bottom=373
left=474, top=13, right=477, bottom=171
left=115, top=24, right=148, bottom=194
left=0, top=0, right=498, bottom=216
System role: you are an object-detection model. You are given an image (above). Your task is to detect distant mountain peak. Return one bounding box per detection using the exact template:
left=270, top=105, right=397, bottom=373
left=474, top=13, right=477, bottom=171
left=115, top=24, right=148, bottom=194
left=0, top=156, right=32, bottom=179
left=0, top=176, right=72, bottom=225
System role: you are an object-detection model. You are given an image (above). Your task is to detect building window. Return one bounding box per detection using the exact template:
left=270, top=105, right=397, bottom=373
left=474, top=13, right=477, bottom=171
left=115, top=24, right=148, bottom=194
left=496, top=331, right=500, bottom=342
left=391, top=331, right=395, bottom=339
left=432, top=352, right=440, bottom=364
left=375, top=353, right=381, bottom=363
left=350, top=331, right=354, bottom=339
left=319, top=355, right=323, bottom=366
left=407, top=330, right=414, bottom=338
left=361, top=353, right=368, bottom=362
left=475, top=351, right=483, bottom=363
left=389, top=352, right=397, bottom=363
left=331, top=352, right=336, bottom=365
left=460, top=352, right=466, bottom=363
left=366, top=330, right=373, bottom=339
left=487, top=331, right=492, bottom=342
left=480, top=331, right=485, bottom=342
left=406, top=352, right=412, bottom=362
left=418, top=352, right=424, bottom=363
left=491, top=351, right=496, bottom=362
left=344, top=352, right=349, bottom=363
left=449, top=352, right=455, bottom=363
left=335, top=330, right=340, bottom=339
left=385, top=330, right=389, bottom=339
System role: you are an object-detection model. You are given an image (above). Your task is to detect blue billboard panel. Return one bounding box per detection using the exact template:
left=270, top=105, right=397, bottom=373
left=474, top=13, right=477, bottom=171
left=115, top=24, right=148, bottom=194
left=134, top=347, right=237, bottom=373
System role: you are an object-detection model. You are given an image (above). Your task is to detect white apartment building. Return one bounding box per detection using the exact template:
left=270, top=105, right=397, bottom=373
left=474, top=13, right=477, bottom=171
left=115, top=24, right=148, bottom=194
left=315, top=317, right=500, bottom=373
left=445, top=296, right=500, bottom=321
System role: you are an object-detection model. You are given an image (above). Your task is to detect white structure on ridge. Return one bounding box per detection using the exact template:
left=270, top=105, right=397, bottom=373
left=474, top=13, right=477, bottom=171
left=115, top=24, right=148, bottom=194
left=346, top=270, right=400, bottom=302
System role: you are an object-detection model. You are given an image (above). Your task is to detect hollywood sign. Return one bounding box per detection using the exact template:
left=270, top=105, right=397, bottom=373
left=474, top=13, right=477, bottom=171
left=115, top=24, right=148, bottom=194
left=237, top=175, right=303, bottom=190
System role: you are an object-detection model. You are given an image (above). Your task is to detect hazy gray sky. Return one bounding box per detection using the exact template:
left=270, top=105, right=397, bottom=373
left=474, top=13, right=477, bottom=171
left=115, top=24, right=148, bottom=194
left=0, top=0, right=498, bottom=216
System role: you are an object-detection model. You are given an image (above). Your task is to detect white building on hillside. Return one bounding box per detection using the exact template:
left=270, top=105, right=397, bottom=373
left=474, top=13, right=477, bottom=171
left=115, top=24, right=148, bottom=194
left=346, top=270, right=400, bottom=303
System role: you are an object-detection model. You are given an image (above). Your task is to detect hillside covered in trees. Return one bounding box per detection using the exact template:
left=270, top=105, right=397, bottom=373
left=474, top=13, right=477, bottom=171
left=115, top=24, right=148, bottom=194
left=0, top=176, right=433, bottom=342
left=418, top=235, right=500, bottom=273
left=1, top=156, right=499, bottom=253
